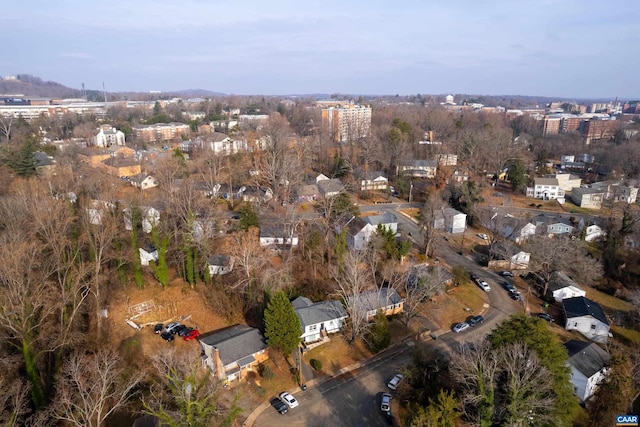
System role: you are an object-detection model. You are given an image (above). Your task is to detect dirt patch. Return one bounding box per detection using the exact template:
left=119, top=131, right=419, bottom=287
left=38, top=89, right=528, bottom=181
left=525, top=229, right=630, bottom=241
left=422, top=282, right=489, bottom=332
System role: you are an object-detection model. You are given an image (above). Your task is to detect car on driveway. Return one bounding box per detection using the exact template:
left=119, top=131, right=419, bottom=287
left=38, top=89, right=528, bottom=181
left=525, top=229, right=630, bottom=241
left=537, top=313, right=555, bottom=322
left=173, top=325, right=188, bottom=336
left=154, top=323, right=163, bottom=334
left=470, top=272, right=479, bottom=282
left=380, top=393, right=392, bottom=412
left=499, top=271, right=514, bottom=278
left=477, top=233, right=489, bottom=240
left=467, top=315, right=484, bottom=326
left=501, top=281, right=516, bottom=293
left=165, top=322, right=182, bottom=334
left=477, top=280, right=491, bottom=292
left=509, top=291, right=522, bottom=301
left=387, top=374, right=404, bottom=390
left=270, top=397, right=288, bottom=414
left=160, top=331, right=174, bottom=342
left=453, top=322, right=470, bottom=333
left=184, top=329, right=200, bottom=341
left=279, top=392, right=299, bottom=408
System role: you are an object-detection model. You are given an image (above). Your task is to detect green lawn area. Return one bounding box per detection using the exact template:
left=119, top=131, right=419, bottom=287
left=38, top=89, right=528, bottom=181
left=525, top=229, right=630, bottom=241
left=611, top=325, right=640, bottom=344
left=585, top=288, right=635, bottom=312
left=453, top=281, right=488, bottom=311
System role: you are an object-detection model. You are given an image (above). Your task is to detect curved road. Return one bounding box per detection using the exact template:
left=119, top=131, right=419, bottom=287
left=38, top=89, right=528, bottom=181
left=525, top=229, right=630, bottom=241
left=255, top=203, right=523, bottom=426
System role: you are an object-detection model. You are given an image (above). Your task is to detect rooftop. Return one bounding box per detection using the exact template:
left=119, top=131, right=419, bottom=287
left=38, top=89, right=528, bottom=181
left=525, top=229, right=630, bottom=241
left=564, top=340, right=610, bottom=377
left=562, top=296, right=609, bottom=325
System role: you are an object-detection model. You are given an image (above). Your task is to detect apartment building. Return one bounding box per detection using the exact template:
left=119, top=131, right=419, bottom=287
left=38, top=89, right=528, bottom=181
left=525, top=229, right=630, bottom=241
left=526, top=177, right=565, bottom=201
left=321, top=104, right=372, bottom=142
left=133, top=122, right=190, bottom=143
left=582, top=119, right=615, bottom=144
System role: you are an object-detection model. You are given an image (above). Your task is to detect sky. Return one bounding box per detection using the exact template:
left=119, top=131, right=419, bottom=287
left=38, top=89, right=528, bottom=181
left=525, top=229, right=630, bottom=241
left=1, top=1, right=639, bottom=98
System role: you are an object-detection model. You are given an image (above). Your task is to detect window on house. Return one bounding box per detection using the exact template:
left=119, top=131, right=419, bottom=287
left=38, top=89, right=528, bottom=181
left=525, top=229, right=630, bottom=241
left=308, top=325, right=318, bottom=331
left=574, top=322, right=578, bottom=327
left=591, top=324, right=596, bottom=330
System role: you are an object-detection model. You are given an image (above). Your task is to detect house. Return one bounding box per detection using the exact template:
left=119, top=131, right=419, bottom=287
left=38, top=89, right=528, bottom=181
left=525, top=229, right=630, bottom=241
left=359, top=171, right=389, bottom=192
left=562, top=297, right=610, bottom=343
left=123, top=206, right=160, bottom=234
left=364, top=212, right=398, bottom=234
left=101, top=157, right=142, bottom=177
left=564, top=340, right=610, bottom=403
left=450, top=169, right=469, bottom=183
left=207, top=255, right=234, bottom=276
left=104, top=145, right=136, bottom=158
left=295, top=184, right=319, bottom=202
left=580, top=222, right=605, bottom=242
left=544, top=173, right=582, bottom=192
left=94, top=125, right=125, bottom=147
left=347, top=288, right=404, bottom=321
left=570, top=187, right=604, bottom=210
left=317, top=178, right=344, bottom=198
left=259, top=224, right=299, bottom=248
left=130, top=173, right=159, bottom=190
left=397, top=160, right=438, bottom=178
left=78, top=148, right=111, bottom=168
left=526, top=177, right=565, bottom=202
left=547, top=271, right=586, bottom=302
left=241, top=186, right=273, bottom=203
left=407, top=264, right=454, bottom=288
left=488, top=241, right=530, bottom=270
left=590, top=181, right=639, bottom=204
left=338, top=216, right=376, bottom=251
left=85, top=200, right=115, bottom=226
left=291, top=297, right=348, bottom=344
left=435, top=208, right=467, bottom=234
left=34, top=151, right=56, bottom=175
left=497, top=217, right=537, bottom=243
left=198, top=324, right=268, bottom=382
left=139, top=244, right=158, bottom=266
left=532, top=214, right=574, bottom=237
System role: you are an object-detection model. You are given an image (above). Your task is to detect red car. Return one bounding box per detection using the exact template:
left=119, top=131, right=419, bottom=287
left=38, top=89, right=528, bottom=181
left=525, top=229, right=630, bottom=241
left=183, top=329, right=200, bottom=341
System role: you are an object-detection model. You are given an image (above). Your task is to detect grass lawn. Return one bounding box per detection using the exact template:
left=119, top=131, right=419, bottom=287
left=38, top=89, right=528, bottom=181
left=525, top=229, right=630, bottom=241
left=424, top=282, right=488, bottom=332
left=611, top=325, right=640, bottom=344
left=303, top=335, right=372, bottom=376
left=585, top=288, right=635, bottom=312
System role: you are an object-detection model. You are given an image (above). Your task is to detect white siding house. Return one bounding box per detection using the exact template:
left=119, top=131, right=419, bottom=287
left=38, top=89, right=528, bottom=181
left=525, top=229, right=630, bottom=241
left=564, top=340, right=610, bottom=403
left=291, top=297, right=348, bottom=344
left=547, top=272, right=586, bottom=302
left=526, top=177, right=565, bottom=202
left=563, top=297, right=610, bottom=343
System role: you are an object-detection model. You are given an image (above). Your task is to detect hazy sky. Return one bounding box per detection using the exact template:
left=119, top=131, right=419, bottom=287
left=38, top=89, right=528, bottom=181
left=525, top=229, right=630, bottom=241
left=2, top=1, right=638, bottom=97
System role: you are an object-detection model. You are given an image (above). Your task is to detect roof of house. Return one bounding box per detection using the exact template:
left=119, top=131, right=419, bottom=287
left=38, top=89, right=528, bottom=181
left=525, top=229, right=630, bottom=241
left=401, top=159, right=437, bottom=168
left=571, top=187, right=605, bottom=196
left=207, top=255, right=231, bottom=266
left=564, top=340, right=610, bottom=378
left=407, top=264, right=453, bottom=287
left=548, top=271, right=583, bottom=293
left=535, top=177, right=560, bottom=186
left=296, top=184, right=319, bottom=197
left=361, top=171, right=387, bottom=181
left=347, top=288, right=403, bottom=312
left=532, top=213, right=573, bottom=227
left=317, top=178, right=344, bottom=194
left=206, top=132, right=230, bottom=142
left=365, top=212, right=398, bottom=227
left=102, top=157, right=140, bottom=167
left=198, top=324, right=267, bottom=366
left=141, top=244, right=156, bottom=253
left=291, top=297, right=348, bottom=330
left=562, top=296, right=609, bottom=325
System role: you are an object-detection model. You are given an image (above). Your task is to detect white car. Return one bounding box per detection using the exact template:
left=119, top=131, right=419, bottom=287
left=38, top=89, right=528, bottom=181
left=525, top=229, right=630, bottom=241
left=380, top=393, right=392, bottom=412
left=453, top=322, right=470, bottom=333
left=478, top=280, right=491, bottom=292
left=477, top=233, right=489, bottom=240
left=387, top=373, right=404, bottom=390
left=279, top=392, right=299, bottom=409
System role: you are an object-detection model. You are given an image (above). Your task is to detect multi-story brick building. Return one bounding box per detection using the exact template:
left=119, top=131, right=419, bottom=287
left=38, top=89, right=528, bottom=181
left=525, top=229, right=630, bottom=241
left=133, top=122, right=190, bottom=143
left=321, top=104, right=372, bottom=142
left=582, top=119, right=615, bottom=143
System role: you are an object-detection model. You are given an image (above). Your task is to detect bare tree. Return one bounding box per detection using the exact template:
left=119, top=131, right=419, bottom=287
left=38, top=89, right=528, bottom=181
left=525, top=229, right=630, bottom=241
left=229, top=227, right=265, bottom=292
left=0, top=359, right=30, bottom=427
left=331, top=249, right=376, bottom=344
left=48, top=349, right=144, bottom=427
left=419, top=192, right=445, bottom=258
left=401, top=265, right=446, bottom=327
left=0, top=115, right=15, bottom=142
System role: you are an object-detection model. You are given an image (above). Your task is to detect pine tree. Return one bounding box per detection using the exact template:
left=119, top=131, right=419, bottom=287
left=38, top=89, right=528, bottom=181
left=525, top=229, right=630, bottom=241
left=367, top=309, right=390, bottom=353
left=263, top=291, right=302, bottom=355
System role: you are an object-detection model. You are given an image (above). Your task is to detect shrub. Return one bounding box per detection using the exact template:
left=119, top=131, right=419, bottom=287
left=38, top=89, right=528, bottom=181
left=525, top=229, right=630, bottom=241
left=310, top=358, right=323, bottom=371
left=260, top=365, right=274, bottom=380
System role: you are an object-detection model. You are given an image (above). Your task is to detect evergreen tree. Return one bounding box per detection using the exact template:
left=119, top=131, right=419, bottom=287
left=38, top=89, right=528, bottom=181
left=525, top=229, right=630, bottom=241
left=7, top=135, right=38, bottom=177
left=238, top=204, right=260, bottom=231
left=367, top=309, right=390, bottom=353
left=263, top=291, right=302, bottom=355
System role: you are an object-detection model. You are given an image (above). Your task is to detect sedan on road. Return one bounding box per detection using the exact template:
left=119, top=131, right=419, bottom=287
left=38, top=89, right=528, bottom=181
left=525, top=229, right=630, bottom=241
left=467, top=315, right=484, bottom=327
left=477, top=233, right=489, bottom=240
left=477, top=280, right=491, bottom=292
left=380, top=393, right=392, bottom=412
left=501, top=281, right=516, bottom=293
left=269, top=397, right=288, bottom=415
left=279, top=392, right=299, bottom=409
left=537, top=313, right=555, bottom=322
left=499, top=271, right=514, bottom=278
left=453, top=322, right=470, bottom=333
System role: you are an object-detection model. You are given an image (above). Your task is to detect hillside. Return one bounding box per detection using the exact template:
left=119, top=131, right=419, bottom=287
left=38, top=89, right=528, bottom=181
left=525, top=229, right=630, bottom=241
left=0, top=74, right=82, bottom=98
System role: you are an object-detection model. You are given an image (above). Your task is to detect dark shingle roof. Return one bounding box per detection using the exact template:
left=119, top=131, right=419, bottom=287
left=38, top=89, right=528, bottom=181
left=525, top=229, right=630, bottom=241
left=198, top=324, right=267, bottom=366
left=548, top=271, right=582, bottom=293
left=292, top=298, right=347, bottom=331
left=564, top=340, right=610, bottom=377
left=347, top=288, right=403, bottom=312
left=562, top=297, right=609, bottom=325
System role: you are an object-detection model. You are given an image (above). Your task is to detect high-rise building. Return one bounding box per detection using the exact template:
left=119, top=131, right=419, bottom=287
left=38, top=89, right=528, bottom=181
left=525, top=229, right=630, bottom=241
left=322, top=104, right=372, bottom=142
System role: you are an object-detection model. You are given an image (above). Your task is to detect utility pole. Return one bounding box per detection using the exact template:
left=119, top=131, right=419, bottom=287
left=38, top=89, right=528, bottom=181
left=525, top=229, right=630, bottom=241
left=408, top=181, right=414, bottom=204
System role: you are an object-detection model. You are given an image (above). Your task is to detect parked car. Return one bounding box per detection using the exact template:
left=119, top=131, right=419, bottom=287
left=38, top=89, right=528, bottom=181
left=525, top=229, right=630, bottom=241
left=477, top=280, right=491, bottom=292
left=467, top=315, right=484, bottom=326
left=499, top=271, right=514, bottom=278
left=453, top=322, right=470, bottom=333
left=380, top=393, right=392, bottom=412
left=387, top=374, right=404, bottom=390
left=476, top=233, right=489, bottom=240
left=160, top=331, right=174, bottom=342
left=469, top=272, right=479, bottom=282
left=154, top=323, right=163, bottom=334
left=537, top=313, right=554, bottom=322
left=164, top=322, right=182, bottom=334
left=509, top=291, right=522, bottom=301
left=501, top=281, right=516, bottom=293
left=173, top=325, right=188, bottom=336
left=184, top=329, right=201, bottom=341
left=279, top=392, right=299, bottom=409
left=178, top=326, right=192, bottom=337
left=269, top=397, right=288, bottom=414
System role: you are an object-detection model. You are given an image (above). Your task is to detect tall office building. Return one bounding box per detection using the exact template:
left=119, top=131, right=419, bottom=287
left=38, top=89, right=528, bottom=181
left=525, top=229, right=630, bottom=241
left=321, top=104, right=372, bottom=142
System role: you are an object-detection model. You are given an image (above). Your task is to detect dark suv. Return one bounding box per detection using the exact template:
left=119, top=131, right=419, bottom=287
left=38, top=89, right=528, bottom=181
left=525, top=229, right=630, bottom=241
left=270, top=397, right=288, bottom=415
left=467, top=315, right=484, bottom=326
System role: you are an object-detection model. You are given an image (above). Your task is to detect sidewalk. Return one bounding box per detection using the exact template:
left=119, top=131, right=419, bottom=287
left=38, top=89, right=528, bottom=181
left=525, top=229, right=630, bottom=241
left=241, top=341, right=412, bottom=427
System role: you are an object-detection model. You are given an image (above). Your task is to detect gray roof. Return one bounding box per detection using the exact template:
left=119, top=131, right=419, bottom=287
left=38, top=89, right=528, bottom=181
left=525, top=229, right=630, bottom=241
left=532, top=213, right=573, bottom=227
left=564, top=340, right=610, bottom=377
left=571, top=187, right=604, bottom=196
left=296, top=184, right=319, bottom=197
left=548, top=271, right=582, bottom=293
left=401, top=159, right=437, bottom=168
left=291, top=297, right=348, bottom=330
left=317, top=178, right=344, bottom=194
left=562, top=297, right=609, bottom=325
left=535, top=177, right=560, bottom=186
left=198, top=324, right=267, bottom=366
left=365, top=212, right=397, bottom=227
left=207, top=255, right=231, bottom=267
left=347, top=288, right=403, bottom=312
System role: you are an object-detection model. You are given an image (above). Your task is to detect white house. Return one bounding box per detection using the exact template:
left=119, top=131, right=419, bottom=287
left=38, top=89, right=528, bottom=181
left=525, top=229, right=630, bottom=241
left=564, top=340, right=610, bottom=403
left=339, top=216, right=377, bottom=251
left=435, top=208, right=467, bottom=234
left=364, top=212, right=398, bottom=235
left=123, top=206, right=160, bottom=234
left=526, top=177, right=565, bottom=202
left=397, top=160, right=437, bottom=178
left=130, top=173, right=159, bottom=190
left=85, top=200, right=115, bottom=226
left=562, top=297, right=610, bottom=343
left=359, top=171, right=389, bottom=192
left=547, top=272, right=586, bottom=302
left=347, top=288, right=404, bottom=321
left=570, top=187, right=604, bottom=210
left=291, top=297, right=348, bottom=344
left=544, top=173, right=582, bottom=192
left=317, top=178, right=344, bottom=198
left=581, top=223, right=605, bottom=242
left=94, top=125, right=125, bottom=148
left=533, top=214, right=574, bottom=237
left=207, top=255, right=234, bottom=276
left=139, top=244, right=158, bottom=266
left=259, top=225, right=299, bottom=248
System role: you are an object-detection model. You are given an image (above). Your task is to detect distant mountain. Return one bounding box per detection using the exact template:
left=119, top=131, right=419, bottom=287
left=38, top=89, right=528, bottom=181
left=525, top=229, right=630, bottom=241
left=167, top=89, right=227, bottom=97
left=0, top=74, right=83, bottom=98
